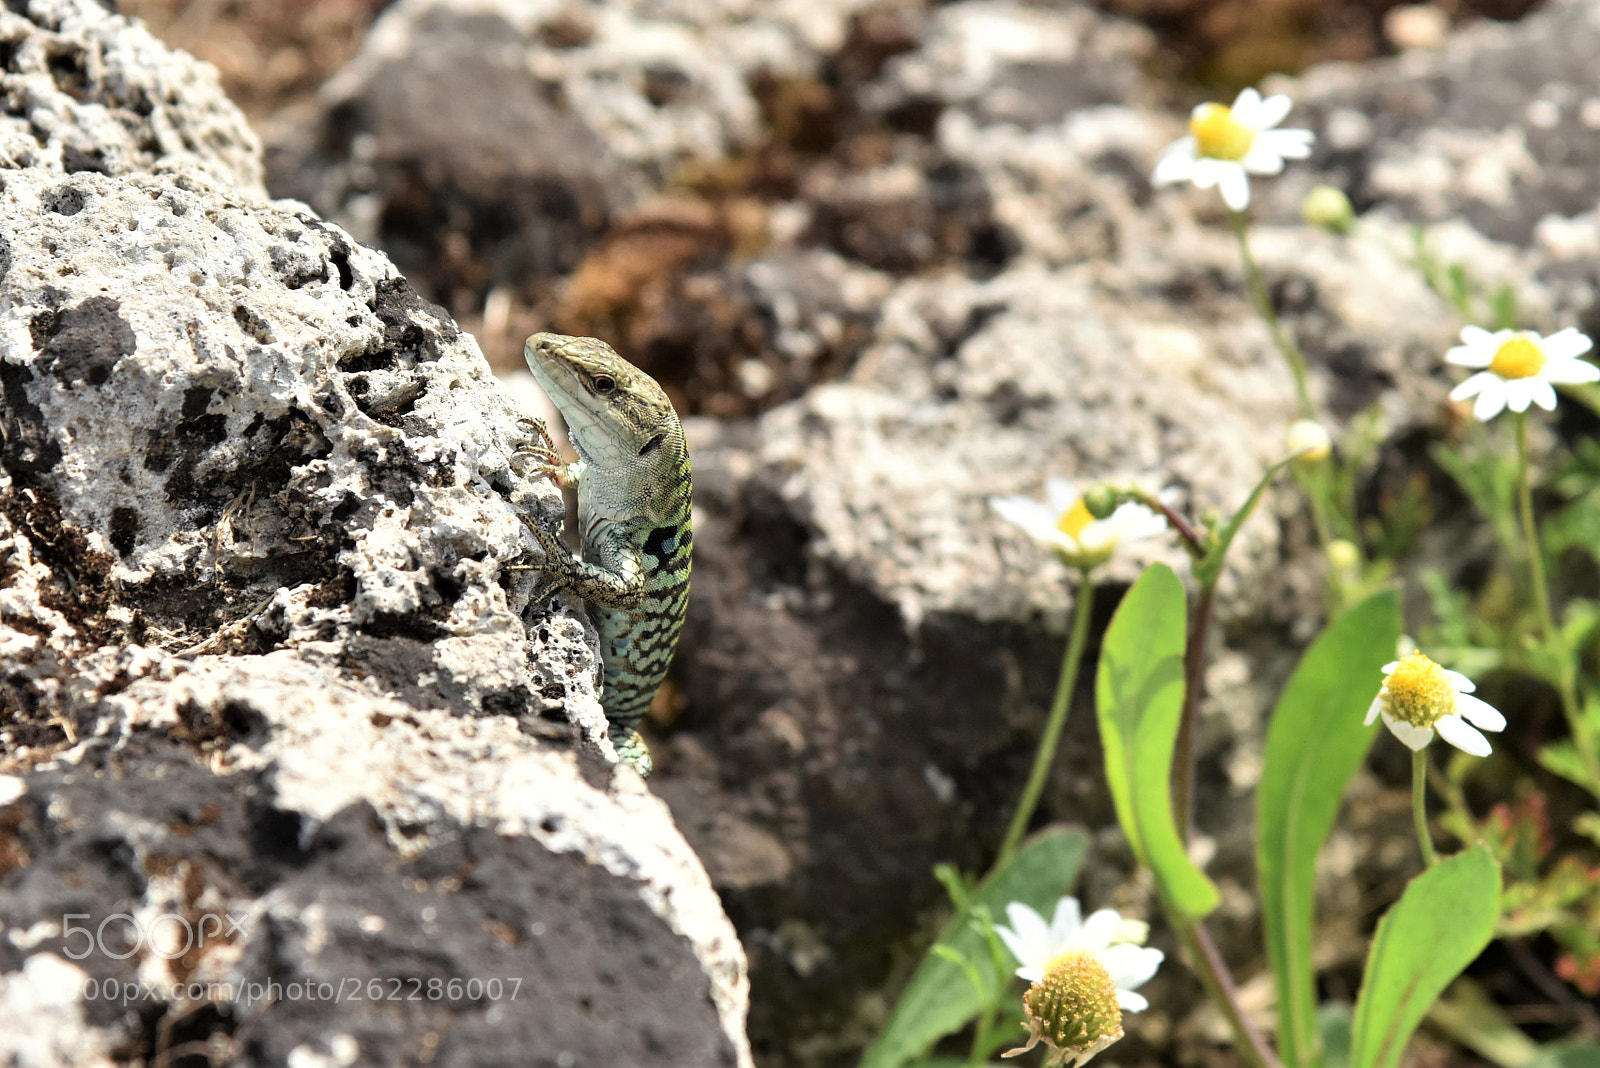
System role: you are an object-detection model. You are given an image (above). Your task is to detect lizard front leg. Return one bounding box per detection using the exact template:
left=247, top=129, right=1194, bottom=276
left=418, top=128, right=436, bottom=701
left=524, top=519, right=647, bottom=613
left=513, top=417, right=586, bottom=491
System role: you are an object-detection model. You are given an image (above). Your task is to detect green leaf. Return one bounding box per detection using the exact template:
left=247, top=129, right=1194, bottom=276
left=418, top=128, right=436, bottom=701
left=1321, top=1003, right=1354, bottom=1068
left=1196, top=458, right=1294, bottom=587
left=1258, top=591, right=1400, bottom=1068
left=1427, top=978, right=1538, bottom=1067
left=1095, top=564, right=1219, bottom=918
left=1350, top=845, right=1503, bottom=1068
left=858, top=828, right=1089, bottom=1068
left=1526, top=1043, right=1600, bottom=1068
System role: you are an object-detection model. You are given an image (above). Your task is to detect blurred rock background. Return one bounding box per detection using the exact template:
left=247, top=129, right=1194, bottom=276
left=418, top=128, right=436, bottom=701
left=24, top=0, right=1600, bottom=1066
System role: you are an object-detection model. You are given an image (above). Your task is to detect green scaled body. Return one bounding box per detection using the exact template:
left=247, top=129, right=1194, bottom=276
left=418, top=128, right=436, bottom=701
left=519, top=332, right=691, bottom=776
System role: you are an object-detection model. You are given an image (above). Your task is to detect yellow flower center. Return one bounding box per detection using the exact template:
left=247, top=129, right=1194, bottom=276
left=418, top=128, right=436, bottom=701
left=1022, top=949, right=1124, bottom=1058
left=1056, top=498, right=1096, bottom=540
left=1190, top=104, right=1256, bottom=162
left=1488, top=335, right=1545, bottom=379
left=1381, top=652, right=1457, bottom=728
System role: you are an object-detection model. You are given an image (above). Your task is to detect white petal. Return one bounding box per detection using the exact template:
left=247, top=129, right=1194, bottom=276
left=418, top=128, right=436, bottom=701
left=1003, top=902, right=1051, bottom=963
left=1218, top=166, right=1251, bottom=210
left=1253, top=127, right=1314, bottom=157
left=1459, top=325, right=1495, bottom=347
left=1250, top=93, right=1293, bottom=130
left=1240, top=145, right=1287, bottom=176
left=1229, top=87, right=1263, bottom=125
left=1189, top=157, right=1226, bottom=190
left=995, top=923, right=1032, bottom=969
left=1015, top=964, right=1045, bottom=982
left=1382, top=712, right=1436, bottom=751
left=1152, top=140, right=1198, bottom=185
left=1446, top=344, right=1493, bottom=369
left=1455, top=693, right=1506, bottom=732
left=1381, top=661, right=1400, bottom=673
left=1365, top=694, right=1383, bottom=726
left=992, top=496, right=1061, bottom=544
left=1118, top=989, right=1150, bottom=1012
left=1045, top=477, right=1079, bottom=515
left=1443, top=670, right=1475, bottom=693
left=1076, top=522, right=1118, bottom=555
left=1079, top=909, right=1121, bottom=952
left=1528, top=378, right=1558, bottom=411
left=1541, top=328, right=1593, bottom=360
left=1449, top=371, right=1498, bottom=400
left=1049, top=897, right=1084, bottom=947
left=1543, top=357, right=1600, bottom=384
left=1107, top=503, right=1166, bottom=543
left=1435, top=714, right=1492, bottom=757
left=1504, top=378, right=1536, bottom=413
left=1473, top=382, right=1508, bottom=421
left=1101, top=944, right=1163, bottom=990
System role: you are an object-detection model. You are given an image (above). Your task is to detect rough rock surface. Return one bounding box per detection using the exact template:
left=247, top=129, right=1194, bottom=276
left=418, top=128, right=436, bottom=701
left=268, top=0, right=884, bottom=301
left=0, top=0, right=262, bottom=194
left=0, top=3, right=752, bottom=1065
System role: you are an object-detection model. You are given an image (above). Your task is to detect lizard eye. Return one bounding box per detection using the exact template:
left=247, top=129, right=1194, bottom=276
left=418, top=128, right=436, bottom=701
left=592, top=375, right=617, bottom=395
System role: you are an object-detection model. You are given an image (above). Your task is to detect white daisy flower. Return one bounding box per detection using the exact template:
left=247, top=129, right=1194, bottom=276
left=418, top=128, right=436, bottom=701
left=1446, top=326, right=1598, bottom=421
left=1364, top=652, right=1507, bottom=757
left=1151, top=87, right=1315, bottom=211
left=995, top=899, right=1164, bottom=1068
left=991, top=479, right=1169, bottom=570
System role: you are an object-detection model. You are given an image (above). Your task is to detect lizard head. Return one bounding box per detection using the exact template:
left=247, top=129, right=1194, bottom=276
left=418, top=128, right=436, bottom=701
left=522, top=332, right=684, bottom=475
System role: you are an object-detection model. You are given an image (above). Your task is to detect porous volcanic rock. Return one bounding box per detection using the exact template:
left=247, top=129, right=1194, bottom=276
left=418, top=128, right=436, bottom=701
left=267, top=0, right=883, bottom=301
left=0, top=5, right=753, bottom=1065
left=0, top=0, right=263, bottom=193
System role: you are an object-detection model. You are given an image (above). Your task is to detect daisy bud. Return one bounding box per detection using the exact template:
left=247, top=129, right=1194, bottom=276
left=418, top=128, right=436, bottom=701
left=1007, top=951, right=1125, bottom=1067
left=1301, top=185, right=1354, bottom=235
left=1081, top=484, right=1120, bottom=520
left=1326, top=539, right=1361, bottom=571
left=1286, top=419, right=1332, bottom=463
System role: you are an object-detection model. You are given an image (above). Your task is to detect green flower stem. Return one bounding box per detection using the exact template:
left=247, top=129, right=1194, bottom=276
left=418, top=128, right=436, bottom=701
left=967, top=1001, right=997, bottom=1067
left=1229, top=209, right=1315, bottom=419
left=1412, top=749, right=1438, bottom=868
left=1514, top=412, right=1600, bottom=789
left=1293, top=464, right=1344, bottom=611
left=996, top=567, right=1096, bottom=867
left=1173, top=581, right=1217, bottom=843
left=1171, top=919, right=1281, bottom=1068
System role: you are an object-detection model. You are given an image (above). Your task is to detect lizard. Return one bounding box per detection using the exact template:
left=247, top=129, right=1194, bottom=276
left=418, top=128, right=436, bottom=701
left=514, top=331, right=691, bottom=777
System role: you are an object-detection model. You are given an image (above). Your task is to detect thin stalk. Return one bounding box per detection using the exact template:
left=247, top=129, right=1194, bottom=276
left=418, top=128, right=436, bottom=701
left=1230, top=209, right=1315, bottom=419
left=968, top=1000, right=997, bottom=1066
left=1131, top=490, right=1207, bottom=558
left=1294, top=465, right=1344, bottom=612
left=1514, top=412, right=1600, bottom=789
left=1412, top=749, right=1438, bottom=867
left=1171, top=919, right=1281, bottom=1068
left=1173, top=582, right=1218, bottom=843
left=997, top=568, right=1096, bottom=866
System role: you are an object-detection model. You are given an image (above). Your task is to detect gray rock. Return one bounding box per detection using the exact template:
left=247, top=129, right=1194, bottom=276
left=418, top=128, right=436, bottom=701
left=0, top=13, right=753, bottom=1062
left=267, top=0, right=878, bottom=296
left=0, top=0, right=262, bottom=193
left=1294, top=0, right=1600, bottom=245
